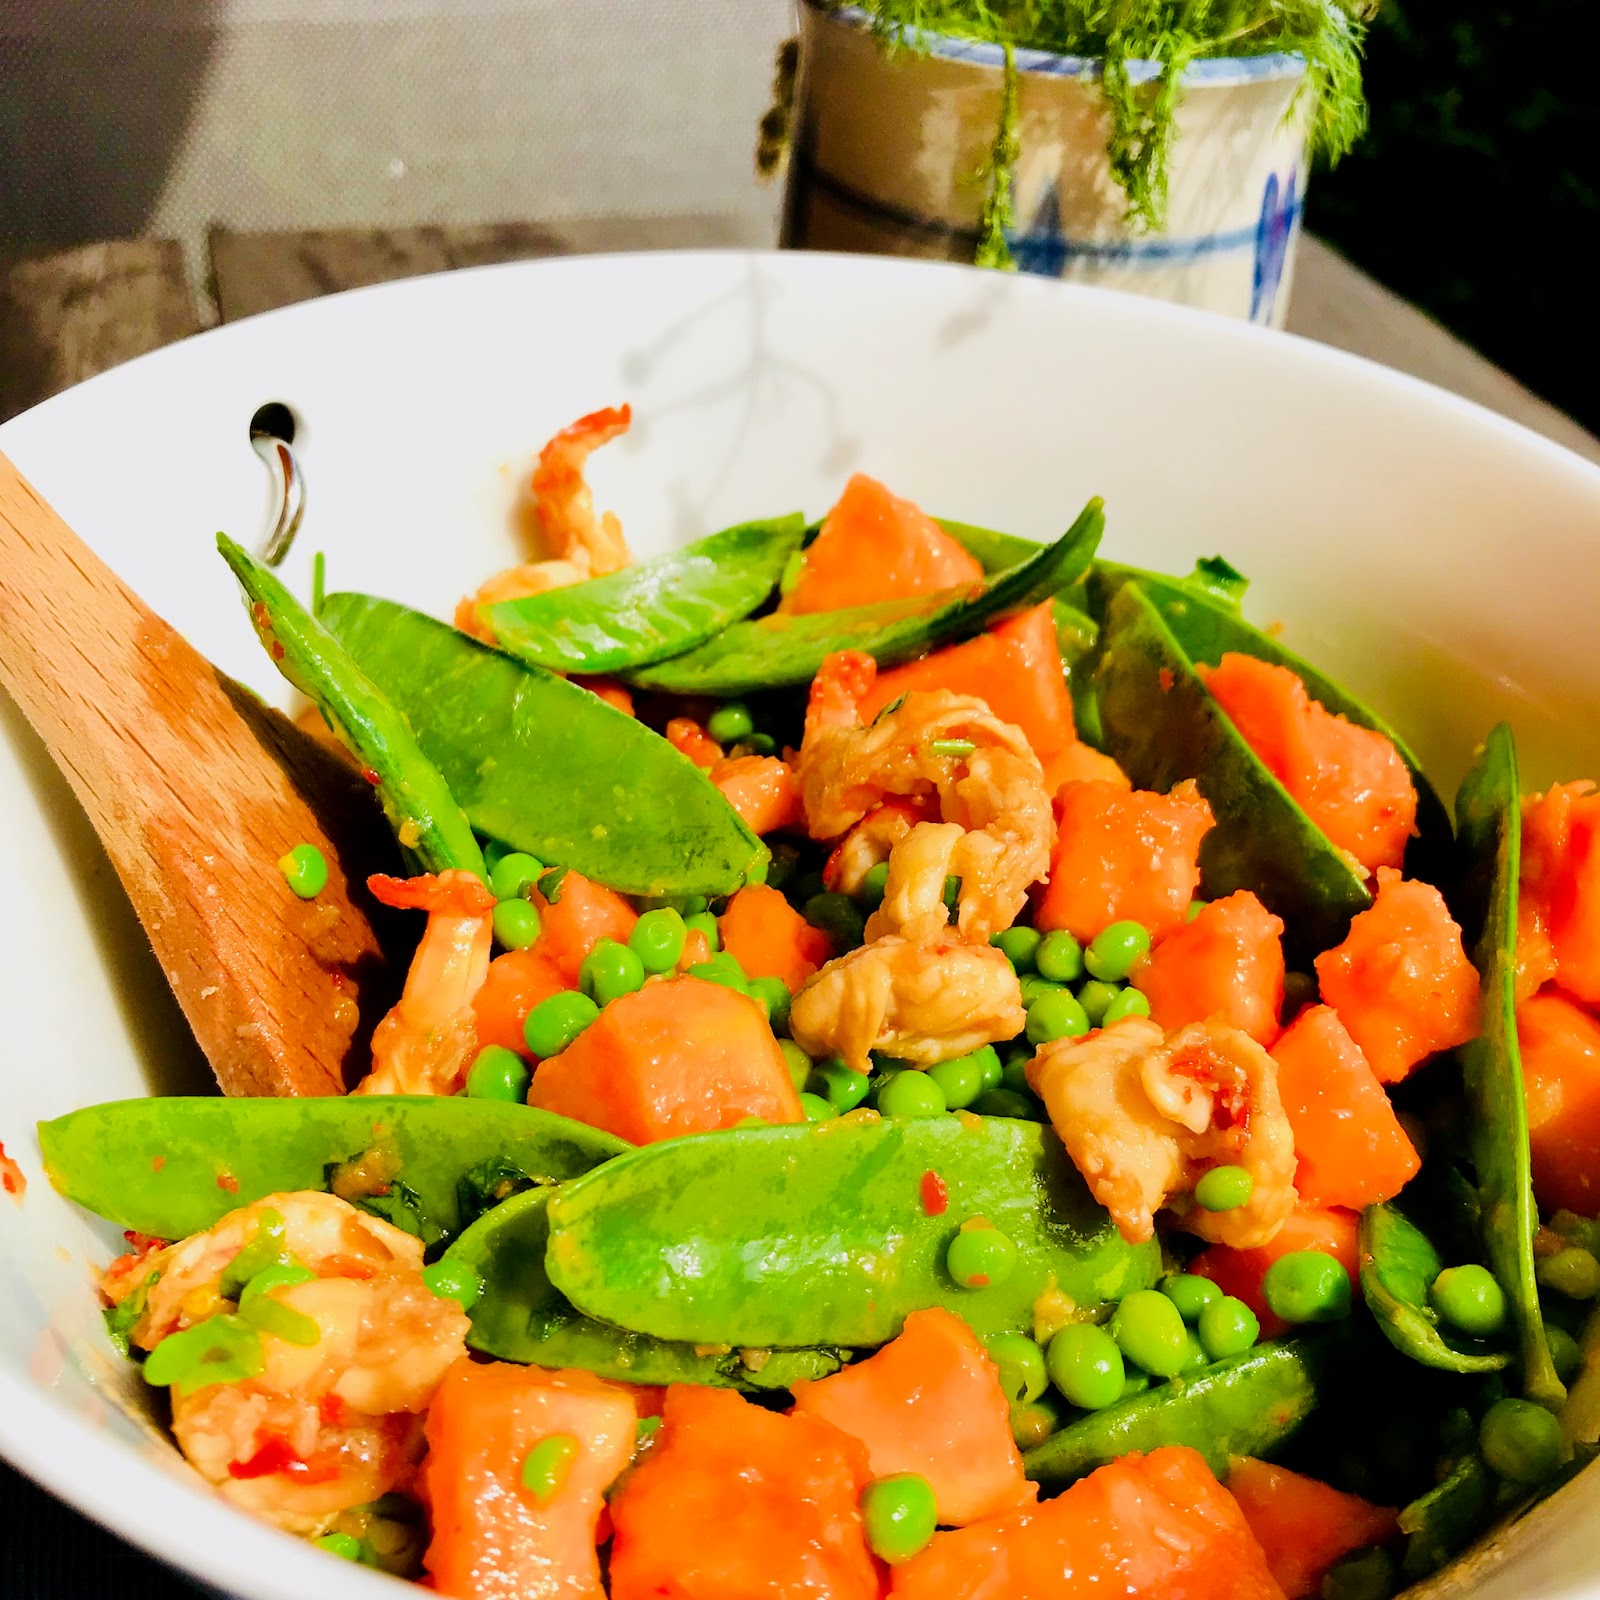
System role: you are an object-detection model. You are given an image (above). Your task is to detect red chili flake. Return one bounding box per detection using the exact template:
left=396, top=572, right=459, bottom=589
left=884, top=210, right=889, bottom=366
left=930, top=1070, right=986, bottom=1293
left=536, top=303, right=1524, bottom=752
left=229, top=1436, right=340, bottom=1483
left=123, top=1230, right=166, bottom=1254
left=329, top=971, right=347, bottom=991
left=970, top=1274, right=990, bottom=1287
left=920, top=1170, right=948, bottom=1217
left=1158, top=667, right=1175, bottom=691
left=269, top=641, right=286, bottom=661
left=0, top=1140, right=24, bottom=1198
left=216, top=1172, right=239, bottom=1194
left=360, top=766, right=382, bottom=786
left=318, top=1393, right=353, bottom=1427
left=251, top=602, right=272, bottom=631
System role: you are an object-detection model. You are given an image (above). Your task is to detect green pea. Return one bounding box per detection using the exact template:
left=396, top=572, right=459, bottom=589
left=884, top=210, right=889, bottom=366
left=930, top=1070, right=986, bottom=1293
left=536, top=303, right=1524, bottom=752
left=999, top=1052, right=1033, bottom=1095
left=1077, top=979, right=1123, bottom=1026
left=683, top=910, right=722, bottom=952
left=747, top=975, right=792, bottom=1032
left=947, top=1223, right=1018, bottom=1289
left=1197, top=1294, right=1260, bottom=1360
left=629, top=908, right=688, bottom=974
left=1547, top=1323, right=1583, bottom=1384
left=687, top=956, right=750, bottom=995
left=1320, top=1545, right=1400, bottom=1600
left=1194, top=1164, right=1255, bottom=1212
left=524, top=991, right=600, bottom=1058
left=466, top=1044, right=532, bottom=1103
left=493, top=897, right=543, bottom=951
left=985, top=1331, right=1048, bottom=1403
left=861, top=1473, right=938, bottom=1565
left=991, top=925, right=1042, bottom=973
left=779, top=1040, right=814, bottom=1091
left=1186, top=899, right=1207, bottom=923
left=240, top=1293, right=322, bottom=1347
left=859, top=861, right=891, bottom=911
left=520, top=1432, right=580, bottom=1504
left=971, top=1088, right=1041, bottom=1121
left=1046, top=1323, right=1124, bottom=1410
left=1160, top=1273, right=1222, bottom=1324
left=143, top=1314, right=264, bottom=1395
left=422, top=1259, right=482, bottom=1310
left=1429, top=1264, right=1508, bottom=1337
left=1026, top=989, right=1090, bottom=1046
left=1119, top=1370, right=1151, bottom=1399
left=1263, top=1251, right=1352, bottom=1324
left=488, top=850, right=544, bottom=901
left=928, top=1050, right=989, bottom=1110
left=877, top=1070, right=946, bottom=1119
left=707, top=702, right=755, bottom=744
left=1018, top=975, right=1067, bottom=1008
left=1085, top=921, right=1152, bottom=982
left=238, top=1261, right=315, bottom=1305
left=1101, top=987, right=1151, bottom=1024
left=278, top=843, right=328, bottom=900
left=1178, top=1330, right=1209, bottom=1373
left=481, top=838, right=509, bottom=872
left=1479, top=1397, right=1562, bottom=1484
left=1110, top=1289, right=1190, bottom=1377
left=1010, top=1396, right=1062, bottom=1451
left=812, top=1057, right=872, bottom=1112
left=1536, top=1246, right=1600, bottom=1300
left=674, top=894, right=710, bottom=916
left=799, top=1092, right=838, bottom=1122
left=803, top=892, right=865, bottom=951
left=316, top=1533, right=365, bottom=1562
left=976, top=1046, right=1005, bottom=1093
left=1035, top=930, right=1085, bottom=985
left=942, top=875, right=962, bottom=913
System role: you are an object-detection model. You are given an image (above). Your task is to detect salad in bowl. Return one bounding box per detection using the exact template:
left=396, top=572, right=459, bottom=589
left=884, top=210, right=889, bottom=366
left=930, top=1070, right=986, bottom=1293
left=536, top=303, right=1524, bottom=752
left=33, top=402, right=1600, bottom=1600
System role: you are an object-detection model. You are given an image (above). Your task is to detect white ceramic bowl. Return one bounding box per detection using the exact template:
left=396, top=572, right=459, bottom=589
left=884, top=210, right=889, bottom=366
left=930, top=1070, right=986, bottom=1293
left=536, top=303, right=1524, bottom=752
left=3, top=251, right=1599, bottom=1600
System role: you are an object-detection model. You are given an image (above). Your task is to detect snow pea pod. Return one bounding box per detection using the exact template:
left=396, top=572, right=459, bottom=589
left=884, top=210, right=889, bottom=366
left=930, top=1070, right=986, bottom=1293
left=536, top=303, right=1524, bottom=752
left=1455, top=723, right=1566, bottom=1408
left=444, top=1186, right=842, bottom=1391
left=218, top=535, right=484, bottom=878
left=1399, top=1452, right=1494, bottom=1579
left=1093, top=582, right=1370, bottom=960
left=1360, top=1202, right=1511, bottom=1374
left=545, top=1112, right=1159, bottom=1349
left=483, top=514, right=806, bottom=674
left=1089, top=558, right=1453, bottom=875
left=1023, top=1336, right=1332, bottom=1486
left=318, top=593, right=765, bottom=897
left=624, top=498, right=1104, bottom=695
left=37, top=1096, right=626, bottom=1243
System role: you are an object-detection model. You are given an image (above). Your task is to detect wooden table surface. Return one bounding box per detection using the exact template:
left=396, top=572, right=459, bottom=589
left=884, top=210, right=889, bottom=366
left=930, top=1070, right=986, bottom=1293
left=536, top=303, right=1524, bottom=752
left=1, top=212, right=1597, bottom=1599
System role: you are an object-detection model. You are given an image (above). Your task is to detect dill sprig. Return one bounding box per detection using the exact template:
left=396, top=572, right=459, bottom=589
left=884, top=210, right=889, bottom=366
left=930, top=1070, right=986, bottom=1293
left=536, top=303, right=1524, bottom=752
left=843, top=0, right=1371, bottom=234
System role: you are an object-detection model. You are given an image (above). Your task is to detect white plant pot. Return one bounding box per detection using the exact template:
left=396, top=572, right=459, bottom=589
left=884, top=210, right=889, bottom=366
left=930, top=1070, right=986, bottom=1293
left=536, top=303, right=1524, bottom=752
left=783, top=1, right=1311, bottom=325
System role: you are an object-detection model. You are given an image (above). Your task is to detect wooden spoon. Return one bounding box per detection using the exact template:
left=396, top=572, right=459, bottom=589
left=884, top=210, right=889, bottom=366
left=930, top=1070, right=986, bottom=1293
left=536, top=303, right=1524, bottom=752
left=0, top=448, right=397, bottom=1096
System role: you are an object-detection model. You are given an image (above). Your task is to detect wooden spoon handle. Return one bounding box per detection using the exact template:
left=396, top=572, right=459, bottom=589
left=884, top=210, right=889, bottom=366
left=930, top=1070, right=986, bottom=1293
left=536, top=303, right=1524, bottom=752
left=0, top=448, right=391, bottom=1095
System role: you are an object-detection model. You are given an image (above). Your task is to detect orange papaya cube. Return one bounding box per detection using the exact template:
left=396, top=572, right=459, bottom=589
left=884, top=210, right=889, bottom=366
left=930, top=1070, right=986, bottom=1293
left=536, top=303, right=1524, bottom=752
left=1516, top=991, right=1600, bottom=1215
left=1041, top=739, right=1132, bottom=794
left=608, top=1384, right=880, bottom=1600
left=1133, top=890, right=1286, bottom=1047
left=532, top=871, right=638, bottom=986
left=1198, top=653, right=1417, bottom=876
left=889, top=1446, right=1285, bottom=1600
left=1522, top=782, right=1600, bottom=1005
left=1271, top=1005, right=1419, bottom=1210
left=527, top=975, right=804, bottom=1142
left=859, top=603, right=1075, bottom=761
left=1036, top=780, right=1214, bottom=944
left=781, top=473, right=984, bottom=616
left=791, top=1306, right=1035, bottom=1527
left=472, top=948, right=570, bottom=1059
left=719, top=884, right=834, bottom=992
left=711, top=755, right=803, bottom=836
left=422, top=1358, right=636, bottom=1600
left=1312, top=869, right=1478, bottom=1083
left=1190, top=1204, right=1360, bottom=1339
left=1226, top=1457, right=1398, bottom=1600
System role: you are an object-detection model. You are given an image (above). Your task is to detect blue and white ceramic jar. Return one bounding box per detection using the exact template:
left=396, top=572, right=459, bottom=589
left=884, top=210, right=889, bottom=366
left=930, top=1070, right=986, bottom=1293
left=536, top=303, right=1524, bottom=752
left=783, top=1, right=1309, bottom=326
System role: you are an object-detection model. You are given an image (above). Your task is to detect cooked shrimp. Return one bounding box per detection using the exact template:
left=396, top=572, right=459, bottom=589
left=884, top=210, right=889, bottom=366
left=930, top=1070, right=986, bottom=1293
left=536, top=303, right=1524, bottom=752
left=355, top=871, right=496, bottom=1096
left=1027, top=1018, right=1297, bottom=1248
left=824, top=800, right=929, bottom=896
left=796, top=651, right=1052, bottom=941
left=789, top=933, right=1025, bottom=1072
left=455, top=405, right=633, bottom=639
left=108, top=1191, right=470, bottom=1535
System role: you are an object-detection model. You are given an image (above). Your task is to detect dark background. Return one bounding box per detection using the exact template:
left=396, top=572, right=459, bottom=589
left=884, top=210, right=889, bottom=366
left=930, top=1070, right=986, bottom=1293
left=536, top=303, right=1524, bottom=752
left=1310, top=0, right=1599, bottom=433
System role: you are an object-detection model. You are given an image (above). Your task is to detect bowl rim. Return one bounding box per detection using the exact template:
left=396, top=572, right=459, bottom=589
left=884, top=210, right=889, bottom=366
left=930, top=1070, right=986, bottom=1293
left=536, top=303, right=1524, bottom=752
left=820, top=0, right=1309, bottom=88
